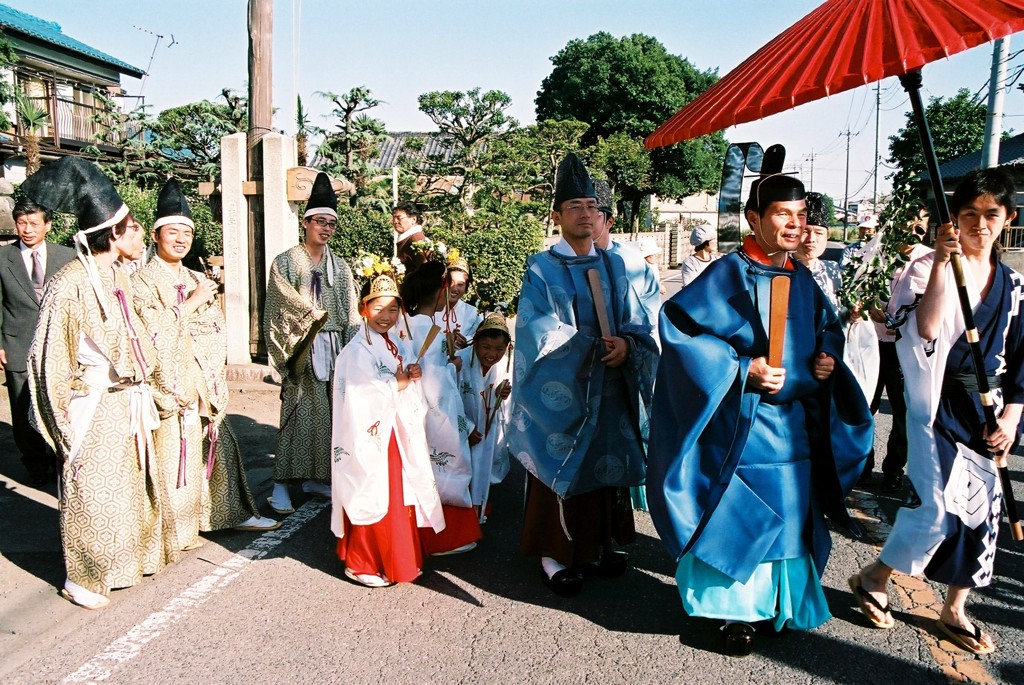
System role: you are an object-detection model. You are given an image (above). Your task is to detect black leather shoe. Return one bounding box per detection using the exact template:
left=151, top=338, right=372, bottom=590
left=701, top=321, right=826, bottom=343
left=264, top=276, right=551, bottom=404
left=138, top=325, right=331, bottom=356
left=883, top=472, right=904, bottom=492
left=576, top=551, right=629, bottom=579
left=722, top=622, right=755, bottom=657
left=544, top=567, right=584, bottom=597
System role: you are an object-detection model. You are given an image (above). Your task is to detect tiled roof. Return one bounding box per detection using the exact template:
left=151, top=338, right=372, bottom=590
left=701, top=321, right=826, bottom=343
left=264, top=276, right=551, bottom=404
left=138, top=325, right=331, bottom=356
left=922, top=131, right=1024, bottom=181
left=373, top=132, right=458, bottom=169
left=0, top=3, right=144, bottom=78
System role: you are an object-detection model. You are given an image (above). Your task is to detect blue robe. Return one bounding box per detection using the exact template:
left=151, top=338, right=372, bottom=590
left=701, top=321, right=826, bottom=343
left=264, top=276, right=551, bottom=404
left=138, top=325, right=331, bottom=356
left=646, top=248, right=872, bottom=627
left=509, top=247, right=658, bottom=498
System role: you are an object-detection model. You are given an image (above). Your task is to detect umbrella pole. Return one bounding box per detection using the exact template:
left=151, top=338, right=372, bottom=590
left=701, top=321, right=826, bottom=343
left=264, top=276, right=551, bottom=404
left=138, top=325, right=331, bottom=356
left=900, top=70, right=1023, bottom=542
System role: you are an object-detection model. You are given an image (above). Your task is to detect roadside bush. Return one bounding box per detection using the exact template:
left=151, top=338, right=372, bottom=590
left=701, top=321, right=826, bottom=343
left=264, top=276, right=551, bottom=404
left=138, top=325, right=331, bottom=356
left=429, top=209, right=544, bottom=310
left=328, top=205, right=393, bottom=263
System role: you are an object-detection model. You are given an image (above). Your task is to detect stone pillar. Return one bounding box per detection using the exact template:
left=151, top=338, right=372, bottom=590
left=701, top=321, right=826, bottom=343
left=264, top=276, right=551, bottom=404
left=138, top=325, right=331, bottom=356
left=221, top=132, right=251, bottom=365
left=262, top=132, right=299, bottom=278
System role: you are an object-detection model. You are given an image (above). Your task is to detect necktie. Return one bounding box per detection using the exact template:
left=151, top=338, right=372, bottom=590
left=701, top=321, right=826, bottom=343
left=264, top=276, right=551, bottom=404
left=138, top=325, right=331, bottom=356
left=175, top=283, right=187, bottom=305
left=31, top=250, right=43, bottom=298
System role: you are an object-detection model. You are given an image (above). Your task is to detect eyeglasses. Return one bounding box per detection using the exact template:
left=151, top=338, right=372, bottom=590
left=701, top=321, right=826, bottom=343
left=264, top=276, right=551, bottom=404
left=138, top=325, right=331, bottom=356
left=561, top=201, right=599, bottom=213
left=309, top=217, right=338, bottom=230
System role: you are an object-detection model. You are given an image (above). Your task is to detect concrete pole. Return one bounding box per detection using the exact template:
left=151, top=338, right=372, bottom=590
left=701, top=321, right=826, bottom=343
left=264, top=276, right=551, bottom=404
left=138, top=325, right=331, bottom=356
left=843, top=129, right=852, bottom=240
left=981, top=37, right=1009, bottom=169
left=262, top=132, right=299, bottom=278
left=221, top=133, right=251, bottom=365
left=873, top=83, right=880, bottom=207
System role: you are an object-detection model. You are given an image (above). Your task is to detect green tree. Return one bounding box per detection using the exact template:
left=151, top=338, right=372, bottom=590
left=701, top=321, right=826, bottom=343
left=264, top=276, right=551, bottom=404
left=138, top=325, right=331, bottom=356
left=589, top=131, right=651, bottom=233
left=15, top=89, right=49, bottom=176
left=429, top=208, right=544, bottom=309
left=151, top=96, right=246, bottom=180
left=315, top=87, right=390, bottom=207
left=476, top=119, right=590, bottom=228
left=887, top=89, right=987, bottom=190
left=295, top=94, right=311, bottom=166
left=536, top=32, right=727, bottom=229
left=416, top=88, right=518, bottom=214
left=85, top=94, right=172, bottom=186
left=0, top=30, right=18, bottom=131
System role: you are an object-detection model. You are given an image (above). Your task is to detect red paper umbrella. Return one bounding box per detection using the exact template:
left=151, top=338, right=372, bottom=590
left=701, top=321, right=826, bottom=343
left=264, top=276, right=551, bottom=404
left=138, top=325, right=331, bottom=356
left=646, top=0, right=1024, bottom=148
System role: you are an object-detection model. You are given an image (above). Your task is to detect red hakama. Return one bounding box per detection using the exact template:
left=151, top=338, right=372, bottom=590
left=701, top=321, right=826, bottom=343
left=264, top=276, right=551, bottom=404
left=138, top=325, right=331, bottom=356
left=336, top=432, right=424, bottom=583
left=419, top=505, right=482, bottom=555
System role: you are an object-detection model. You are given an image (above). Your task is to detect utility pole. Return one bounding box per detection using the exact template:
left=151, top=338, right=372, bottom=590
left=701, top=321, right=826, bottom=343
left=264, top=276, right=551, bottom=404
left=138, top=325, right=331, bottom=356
left=803, top=149, right=815, bottom=191
left=842, top=129, right=857, bottom=240
left=248, top=0, right=272, bottom=359
left=873, top=82, right=880, bottom=208
left=982, top=37, right=1010, bottom=168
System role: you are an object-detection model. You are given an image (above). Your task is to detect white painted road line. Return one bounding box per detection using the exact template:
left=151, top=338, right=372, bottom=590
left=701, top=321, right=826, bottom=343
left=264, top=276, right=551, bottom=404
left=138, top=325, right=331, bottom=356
left=62, top=499, right=328, bottom=684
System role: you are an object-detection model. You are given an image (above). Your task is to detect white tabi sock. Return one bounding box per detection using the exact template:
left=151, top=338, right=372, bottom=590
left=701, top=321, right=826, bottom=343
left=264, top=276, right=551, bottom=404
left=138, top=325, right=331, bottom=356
left=541, top=556, right=567, bottom=579
left=271, top=482, right=292, bottom=507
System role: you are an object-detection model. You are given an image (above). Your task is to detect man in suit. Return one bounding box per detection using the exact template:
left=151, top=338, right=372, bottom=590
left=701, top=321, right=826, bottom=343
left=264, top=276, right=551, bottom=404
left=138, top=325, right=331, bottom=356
left=392, top=201, right=427, bottom=273
left=0, top=197, right=75, bottom=485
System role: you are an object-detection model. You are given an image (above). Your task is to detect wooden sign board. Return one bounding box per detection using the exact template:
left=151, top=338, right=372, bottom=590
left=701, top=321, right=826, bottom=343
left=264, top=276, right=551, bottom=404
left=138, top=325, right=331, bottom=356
left=286, top=167, right=356, bottom=202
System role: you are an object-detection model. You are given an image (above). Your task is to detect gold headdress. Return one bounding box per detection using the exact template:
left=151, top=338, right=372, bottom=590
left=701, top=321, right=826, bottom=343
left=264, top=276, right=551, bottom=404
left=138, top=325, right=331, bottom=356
left=361, top=273, right=401, bottom=304
left=446, top=247, right=470, bottom=275
left=476, top=312, right=509, bottom=337
left=471, top=311, right=513, bottom=371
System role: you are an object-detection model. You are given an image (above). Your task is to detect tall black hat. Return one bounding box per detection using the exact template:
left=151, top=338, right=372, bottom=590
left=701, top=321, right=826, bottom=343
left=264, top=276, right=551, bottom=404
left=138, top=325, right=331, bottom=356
left=20, top=156, right=128, bottom=232
left=304, top=172, right=338, bottom=219
left=804, top=192, right=831, bottom=228
left=553, top=153, right=596, bottom=206
left=155, top=177, right=194, bottom=229
left=594, top=179, right=613, bottom=216
left=744, top=173, right=805, bottom=214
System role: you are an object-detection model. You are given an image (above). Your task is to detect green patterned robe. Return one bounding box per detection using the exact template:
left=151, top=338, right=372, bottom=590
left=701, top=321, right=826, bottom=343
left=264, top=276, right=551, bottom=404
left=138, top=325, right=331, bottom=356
left=264, top=245, right=360, bottom=482
left=133, top=259, right=204, bottom=557
left=133, top=258, right=262, bottom=537
left=29, top=260, right=164, bottom=595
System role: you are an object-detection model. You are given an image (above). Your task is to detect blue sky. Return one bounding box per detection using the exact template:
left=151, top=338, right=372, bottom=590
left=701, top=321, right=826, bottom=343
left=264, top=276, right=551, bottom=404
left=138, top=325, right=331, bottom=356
left=7, top=0, right=1022, bottom=204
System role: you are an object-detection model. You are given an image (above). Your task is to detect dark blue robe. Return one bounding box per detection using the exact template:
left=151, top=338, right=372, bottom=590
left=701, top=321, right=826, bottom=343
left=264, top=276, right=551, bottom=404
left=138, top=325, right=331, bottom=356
left=646, top=249, right=872, bottom=586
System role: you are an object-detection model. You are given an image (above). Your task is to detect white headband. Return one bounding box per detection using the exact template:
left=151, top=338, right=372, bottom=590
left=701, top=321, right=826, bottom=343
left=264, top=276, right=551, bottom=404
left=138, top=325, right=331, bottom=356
left=154, top=215, right=195, bottom=230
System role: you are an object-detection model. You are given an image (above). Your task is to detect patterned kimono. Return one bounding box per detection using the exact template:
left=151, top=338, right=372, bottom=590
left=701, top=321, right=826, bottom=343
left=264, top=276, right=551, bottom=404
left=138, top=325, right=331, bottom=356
left=132, top=258, right=205, bottom=556
left=882, top=252, right=1024, bottom=587
left=29, top=260, right=164, bottom=595
left=133, top=258, right=262, bottom=536
left=509, top=244, right=657, bottom=497
left=264, top=245, right=360, bottom=482
left=455, top=345, right=512, bottom=512
left=407, top=314, right=475, bottom=507
left=408, top=314, right=481, bottom=552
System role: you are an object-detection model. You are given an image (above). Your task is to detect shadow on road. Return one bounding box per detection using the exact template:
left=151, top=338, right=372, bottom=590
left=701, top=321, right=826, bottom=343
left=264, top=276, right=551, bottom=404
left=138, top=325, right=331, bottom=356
left=0, top=415, right=63, bottom=590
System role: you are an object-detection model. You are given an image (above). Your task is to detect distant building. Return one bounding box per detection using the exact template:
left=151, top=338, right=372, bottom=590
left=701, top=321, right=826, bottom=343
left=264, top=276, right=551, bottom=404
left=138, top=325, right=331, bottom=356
left=0, top=2, right=145, bottom=183
left=920, top=131, right=1024, bottom=248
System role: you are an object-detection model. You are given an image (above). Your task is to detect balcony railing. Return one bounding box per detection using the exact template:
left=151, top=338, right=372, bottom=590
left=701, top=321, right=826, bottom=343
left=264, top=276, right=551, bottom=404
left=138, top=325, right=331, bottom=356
left=18, top=95, right=143, bottom=148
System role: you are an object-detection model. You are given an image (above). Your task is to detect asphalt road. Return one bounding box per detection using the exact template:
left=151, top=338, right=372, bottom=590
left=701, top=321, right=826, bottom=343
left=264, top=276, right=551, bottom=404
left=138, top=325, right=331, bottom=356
left=1, top=284, right=1022, bottom=683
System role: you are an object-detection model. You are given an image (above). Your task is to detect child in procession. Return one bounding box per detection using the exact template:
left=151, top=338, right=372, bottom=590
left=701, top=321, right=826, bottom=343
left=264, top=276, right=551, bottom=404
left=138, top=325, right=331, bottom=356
left=400, top=261, right=482, bottom=555
left=330, top=271, right=444, bottom=587
left=455, top=312, right=513, bottom=522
